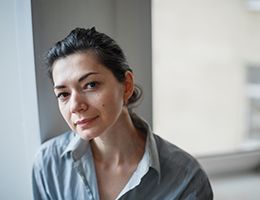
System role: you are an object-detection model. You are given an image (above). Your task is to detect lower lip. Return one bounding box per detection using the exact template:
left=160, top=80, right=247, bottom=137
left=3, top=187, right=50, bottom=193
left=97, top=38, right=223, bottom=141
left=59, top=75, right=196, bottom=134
left=76, top=116, right=99, bottom=129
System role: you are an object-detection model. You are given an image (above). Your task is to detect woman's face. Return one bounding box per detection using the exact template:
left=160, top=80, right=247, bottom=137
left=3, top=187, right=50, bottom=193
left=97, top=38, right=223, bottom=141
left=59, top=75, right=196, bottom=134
left=52, top=52, right=133, bottom=140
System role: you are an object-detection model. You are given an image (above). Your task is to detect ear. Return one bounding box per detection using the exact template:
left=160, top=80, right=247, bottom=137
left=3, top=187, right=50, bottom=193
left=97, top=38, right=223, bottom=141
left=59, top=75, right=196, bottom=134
left=123, top=71, right=134, bottom=105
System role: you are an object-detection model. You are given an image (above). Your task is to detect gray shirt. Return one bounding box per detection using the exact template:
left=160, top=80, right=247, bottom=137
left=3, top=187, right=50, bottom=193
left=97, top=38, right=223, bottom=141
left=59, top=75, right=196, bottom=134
left=32, top=115, right=213, bottom=200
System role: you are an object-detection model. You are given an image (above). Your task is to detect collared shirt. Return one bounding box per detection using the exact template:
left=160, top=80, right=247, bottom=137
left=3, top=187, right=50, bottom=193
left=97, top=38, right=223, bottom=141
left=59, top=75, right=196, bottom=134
left=32, top=114, right=213, bottom=200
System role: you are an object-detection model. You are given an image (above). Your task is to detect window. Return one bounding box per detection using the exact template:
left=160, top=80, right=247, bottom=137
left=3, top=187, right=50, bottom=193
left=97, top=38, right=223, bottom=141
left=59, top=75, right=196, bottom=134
left=152, top=0, right=260, bottom=157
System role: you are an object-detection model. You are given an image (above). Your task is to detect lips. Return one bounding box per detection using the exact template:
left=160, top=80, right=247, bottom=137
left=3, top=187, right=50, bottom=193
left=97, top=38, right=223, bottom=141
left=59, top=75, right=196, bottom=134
left=75, top=116, right=99, bottom=127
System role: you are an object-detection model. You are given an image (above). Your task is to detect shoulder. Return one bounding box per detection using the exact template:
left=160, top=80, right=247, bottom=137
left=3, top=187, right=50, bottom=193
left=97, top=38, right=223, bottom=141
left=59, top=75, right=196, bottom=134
left=153, top=134, right=213, bottom=198
left=153, top=134, right=207, bottom=179
left=154, top=134, right=199, bottom=166
left=33, top=131, right=73, bottom=169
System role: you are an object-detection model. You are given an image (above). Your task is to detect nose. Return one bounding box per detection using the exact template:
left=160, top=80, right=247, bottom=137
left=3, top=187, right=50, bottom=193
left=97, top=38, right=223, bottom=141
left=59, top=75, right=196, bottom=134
left=70, top=92, right=88, bottom=113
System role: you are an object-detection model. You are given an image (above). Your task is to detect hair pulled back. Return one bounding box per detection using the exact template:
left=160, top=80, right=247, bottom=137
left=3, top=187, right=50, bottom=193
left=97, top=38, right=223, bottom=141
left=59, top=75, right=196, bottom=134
left=45, top=27, right=142, bottom=111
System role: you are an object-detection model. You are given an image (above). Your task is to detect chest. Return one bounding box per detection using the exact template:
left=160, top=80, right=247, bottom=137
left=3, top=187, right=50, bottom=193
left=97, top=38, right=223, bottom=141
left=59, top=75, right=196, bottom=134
left=95, top=164, right=137, bottom=200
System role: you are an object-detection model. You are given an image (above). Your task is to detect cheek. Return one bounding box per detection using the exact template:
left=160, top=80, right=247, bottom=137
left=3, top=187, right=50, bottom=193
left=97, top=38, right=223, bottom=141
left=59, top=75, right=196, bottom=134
left=99, top=92, right=123, bottom=113
left=59, top=104, right=70, bottom=121
left=59, top=104, right=75, bottom=130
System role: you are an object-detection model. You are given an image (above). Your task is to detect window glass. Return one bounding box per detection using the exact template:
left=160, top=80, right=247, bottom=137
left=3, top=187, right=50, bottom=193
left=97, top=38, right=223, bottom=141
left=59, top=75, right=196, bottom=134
left=152, top=0, right=260, bottom=156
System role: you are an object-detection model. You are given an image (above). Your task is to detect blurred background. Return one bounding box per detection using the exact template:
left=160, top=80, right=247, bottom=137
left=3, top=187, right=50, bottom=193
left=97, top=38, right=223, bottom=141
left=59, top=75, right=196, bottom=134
left=1, top=0, right=260, bottom=199
left=153, top=0, right=260, bottom=156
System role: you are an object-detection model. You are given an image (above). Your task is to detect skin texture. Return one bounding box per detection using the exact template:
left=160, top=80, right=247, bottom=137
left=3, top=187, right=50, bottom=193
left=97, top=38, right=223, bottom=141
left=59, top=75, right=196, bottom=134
left=52, top=52, right=146, bottom=200
left=53, top=52, right=126, bottom=140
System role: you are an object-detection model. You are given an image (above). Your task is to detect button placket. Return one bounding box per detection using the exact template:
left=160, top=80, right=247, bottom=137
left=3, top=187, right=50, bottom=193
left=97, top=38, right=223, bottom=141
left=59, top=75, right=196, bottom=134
left=74, top=160, right=96, bottom=200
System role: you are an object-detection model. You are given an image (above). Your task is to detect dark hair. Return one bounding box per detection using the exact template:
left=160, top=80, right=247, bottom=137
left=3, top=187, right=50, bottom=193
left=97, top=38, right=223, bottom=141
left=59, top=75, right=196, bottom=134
left=45, top=27, right=142, bottom=111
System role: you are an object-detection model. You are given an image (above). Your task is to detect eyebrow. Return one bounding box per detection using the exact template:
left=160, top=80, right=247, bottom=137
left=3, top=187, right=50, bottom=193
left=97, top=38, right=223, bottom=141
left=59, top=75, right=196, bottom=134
left=54, top=72, right=99, bottom=89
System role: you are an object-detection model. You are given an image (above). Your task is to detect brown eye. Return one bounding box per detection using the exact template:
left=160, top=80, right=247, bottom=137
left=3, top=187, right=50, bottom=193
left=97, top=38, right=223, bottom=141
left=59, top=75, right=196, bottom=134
left=56, top=92, right=70, bottom=101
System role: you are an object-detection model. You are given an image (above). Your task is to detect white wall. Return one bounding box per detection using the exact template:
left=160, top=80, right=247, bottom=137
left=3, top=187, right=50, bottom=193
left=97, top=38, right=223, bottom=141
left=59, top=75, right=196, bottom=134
left=0, top=0, right=40, bottom=199
left=152, top=0, right=260, bottom=155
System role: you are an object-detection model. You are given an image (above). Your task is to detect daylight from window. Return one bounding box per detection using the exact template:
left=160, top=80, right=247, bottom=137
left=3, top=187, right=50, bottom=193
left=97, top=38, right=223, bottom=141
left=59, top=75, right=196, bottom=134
left=152, top=0, right=260, bottom=156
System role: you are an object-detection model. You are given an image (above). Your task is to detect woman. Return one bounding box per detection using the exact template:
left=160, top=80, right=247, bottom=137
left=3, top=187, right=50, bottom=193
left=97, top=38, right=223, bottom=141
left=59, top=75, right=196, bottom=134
left=32, top=27, right=213, bottom=200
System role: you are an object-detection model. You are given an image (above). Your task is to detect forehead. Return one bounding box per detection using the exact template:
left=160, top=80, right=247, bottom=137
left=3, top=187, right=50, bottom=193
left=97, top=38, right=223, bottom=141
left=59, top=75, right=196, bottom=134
left=53, top=52, right=101, bottom=72
left=52, top=53, right=111, bottom=83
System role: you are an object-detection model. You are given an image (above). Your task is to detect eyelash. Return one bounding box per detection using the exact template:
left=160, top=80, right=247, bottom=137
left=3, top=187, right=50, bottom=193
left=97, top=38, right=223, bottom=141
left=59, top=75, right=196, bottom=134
left=83, top=81, right=99, bottom=90
left=56, top=81, right=99, bottom=101
left=56, top=92, right=70, bottom=100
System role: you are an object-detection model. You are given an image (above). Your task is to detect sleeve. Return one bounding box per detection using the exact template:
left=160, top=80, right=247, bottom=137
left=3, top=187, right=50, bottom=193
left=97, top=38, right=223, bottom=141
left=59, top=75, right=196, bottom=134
left=32, top=161, right=50, bottom=200
left=180, top=168, right=214, bottom=200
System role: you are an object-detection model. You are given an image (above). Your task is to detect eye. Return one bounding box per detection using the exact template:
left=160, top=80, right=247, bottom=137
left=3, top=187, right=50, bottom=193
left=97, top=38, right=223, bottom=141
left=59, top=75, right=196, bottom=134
left=83, top=81, right=99, bottom=90
left=56, top=92, right=70, bottom=101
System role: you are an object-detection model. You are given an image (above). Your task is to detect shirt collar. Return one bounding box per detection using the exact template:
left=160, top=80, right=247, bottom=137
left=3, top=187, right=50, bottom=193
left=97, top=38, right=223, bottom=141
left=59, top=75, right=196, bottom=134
left=61, top=133, right=90, bottom=161
left=131, top=113, right=161, bottom=182
left=60, top=113, right=161, bottom=181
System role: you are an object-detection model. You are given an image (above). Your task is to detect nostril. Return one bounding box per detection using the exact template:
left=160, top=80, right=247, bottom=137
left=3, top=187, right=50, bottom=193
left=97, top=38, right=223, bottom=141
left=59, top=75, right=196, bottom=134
left=70, top=92, right=88, bottom=113
left=79, top=103, right=87, bottom=110
left=71, top=102, right=88, bottom=113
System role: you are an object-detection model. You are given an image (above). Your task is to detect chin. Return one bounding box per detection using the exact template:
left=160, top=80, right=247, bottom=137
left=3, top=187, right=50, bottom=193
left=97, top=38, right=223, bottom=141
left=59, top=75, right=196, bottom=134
left=78, top=131, right=99, bottom=141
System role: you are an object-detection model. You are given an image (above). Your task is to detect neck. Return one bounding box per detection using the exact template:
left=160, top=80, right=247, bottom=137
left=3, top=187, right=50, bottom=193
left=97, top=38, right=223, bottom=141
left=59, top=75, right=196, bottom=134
left=90, top=110, right=146, bottom=167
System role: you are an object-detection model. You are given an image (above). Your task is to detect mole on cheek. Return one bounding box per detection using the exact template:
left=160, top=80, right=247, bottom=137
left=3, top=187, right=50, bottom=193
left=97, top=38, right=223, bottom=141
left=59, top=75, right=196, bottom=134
left=102, top=104, right=105, bottom=107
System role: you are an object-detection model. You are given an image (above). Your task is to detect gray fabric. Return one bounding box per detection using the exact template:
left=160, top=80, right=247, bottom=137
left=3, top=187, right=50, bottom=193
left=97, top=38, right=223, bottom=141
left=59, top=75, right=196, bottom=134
left=32, top=115, right=213, bottom=200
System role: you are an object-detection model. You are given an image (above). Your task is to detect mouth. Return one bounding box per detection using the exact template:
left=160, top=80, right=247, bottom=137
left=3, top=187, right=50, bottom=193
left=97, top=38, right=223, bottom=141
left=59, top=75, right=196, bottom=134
left=74, top=116, right=99, bottom=128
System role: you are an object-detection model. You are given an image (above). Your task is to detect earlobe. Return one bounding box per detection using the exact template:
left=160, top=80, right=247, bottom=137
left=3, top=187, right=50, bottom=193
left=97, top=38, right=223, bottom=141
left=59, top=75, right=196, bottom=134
left=124, top=71, right=134, bottom=105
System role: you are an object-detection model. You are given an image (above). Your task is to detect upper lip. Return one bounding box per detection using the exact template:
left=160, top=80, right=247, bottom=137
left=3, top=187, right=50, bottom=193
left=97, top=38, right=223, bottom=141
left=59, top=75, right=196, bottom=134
left=75, top=116, right=98, bottom=125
